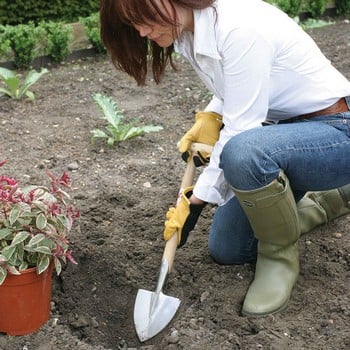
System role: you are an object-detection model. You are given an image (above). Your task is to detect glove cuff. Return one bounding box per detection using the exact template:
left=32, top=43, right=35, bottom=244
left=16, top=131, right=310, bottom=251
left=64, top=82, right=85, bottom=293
left=195, top=111, right=222, bottom=124
left=178, top=202, right=207, bottom=247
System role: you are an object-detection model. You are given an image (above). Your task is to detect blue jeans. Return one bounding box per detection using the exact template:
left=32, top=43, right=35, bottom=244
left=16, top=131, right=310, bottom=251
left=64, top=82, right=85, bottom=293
left=209, top=97, right=350, bottom=265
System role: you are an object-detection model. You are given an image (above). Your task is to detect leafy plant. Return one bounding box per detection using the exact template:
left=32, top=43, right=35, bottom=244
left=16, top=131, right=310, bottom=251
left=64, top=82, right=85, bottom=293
left=0, top=67, right=48, bottom=101
left=0, top=25, right=11, bottom=59
left=80, top=13, right=106, bottom=54
left=91, top=94, right=163, bottom=146
left=40, top=21, right=73, bottom=62
left=303, top=0, right=328, bottom=18
left=334, top=0, right=350, bottom=15
left=0, top=160, right=79, bottom=285
left=4, top=22, right=39, bottom=68
left=301, top=18, right=334, bottom=30
left=266, top=0, right=302, bottom=18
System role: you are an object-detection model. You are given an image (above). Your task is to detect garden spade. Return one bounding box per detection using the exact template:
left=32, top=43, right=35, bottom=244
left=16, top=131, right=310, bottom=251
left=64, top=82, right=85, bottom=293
left=134, top=142, right=213, bottom=342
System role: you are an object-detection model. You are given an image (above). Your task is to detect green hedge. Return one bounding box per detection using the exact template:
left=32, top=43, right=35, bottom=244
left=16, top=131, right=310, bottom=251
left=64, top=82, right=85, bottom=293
left=0, top=12, right=105, bottom=68
left=267, top=0, right=350, bottom=17
left=0, top=0, right=347, bottom=26
left=335, top=0, right=350, bottom=15
left=0, top=0, right=99, bottom=25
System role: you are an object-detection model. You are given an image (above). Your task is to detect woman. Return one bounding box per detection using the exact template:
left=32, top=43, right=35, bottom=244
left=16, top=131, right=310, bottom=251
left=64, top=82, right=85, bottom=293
left=100, top=0, right=350, bottom=316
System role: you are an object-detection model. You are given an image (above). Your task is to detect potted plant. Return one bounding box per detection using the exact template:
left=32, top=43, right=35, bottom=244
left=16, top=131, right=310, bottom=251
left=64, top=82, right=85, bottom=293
left=0, top=160, right=79, bottom=335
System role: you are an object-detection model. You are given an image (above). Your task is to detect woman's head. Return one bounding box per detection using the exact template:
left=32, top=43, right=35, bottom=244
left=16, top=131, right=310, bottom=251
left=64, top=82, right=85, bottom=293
left=100, top=0, right=214, bottom=85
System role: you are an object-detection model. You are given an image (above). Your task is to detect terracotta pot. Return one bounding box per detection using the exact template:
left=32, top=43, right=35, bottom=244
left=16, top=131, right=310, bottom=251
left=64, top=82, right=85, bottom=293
left=0, top=264, right=53, bottom=335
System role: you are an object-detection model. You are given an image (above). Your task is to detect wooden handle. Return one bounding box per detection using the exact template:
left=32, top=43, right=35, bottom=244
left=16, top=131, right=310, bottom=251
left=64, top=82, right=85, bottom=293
left=162, top=142, right=213, bottom=272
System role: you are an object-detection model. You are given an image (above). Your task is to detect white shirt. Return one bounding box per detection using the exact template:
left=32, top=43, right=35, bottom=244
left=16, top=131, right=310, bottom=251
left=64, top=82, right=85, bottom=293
left=174, top=0, right=350, bottom=206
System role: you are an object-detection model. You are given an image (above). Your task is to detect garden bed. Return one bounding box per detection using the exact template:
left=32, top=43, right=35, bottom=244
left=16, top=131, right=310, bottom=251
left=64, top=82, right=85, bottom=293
left=0, top=20, right=349, bottom=350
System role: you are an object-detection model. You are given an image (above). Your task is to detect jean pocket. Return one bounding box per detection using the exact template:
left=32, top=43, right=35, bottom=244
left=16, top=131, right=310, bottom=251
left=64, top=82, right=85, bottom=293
left=307, top=113, right=350, bottom=137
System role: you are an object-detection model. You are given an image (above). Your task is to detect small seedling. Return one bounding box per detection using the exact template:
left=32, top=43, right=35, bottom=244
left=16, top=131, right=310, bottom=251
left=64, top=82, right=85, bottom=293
left=91, top=93, right=163, bottom=146
left=0, top=67, right=48, bottom=101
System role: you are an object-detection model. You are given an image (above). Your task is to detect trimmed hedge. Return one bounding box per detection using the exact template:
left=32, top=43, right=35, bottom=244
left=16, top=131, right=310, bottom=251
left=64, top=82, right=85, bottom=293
left=335, top=0, right=350, bottom=15
left=0, top=0, right=347, bottom=26
left=0, top=0, right=99, bottom=25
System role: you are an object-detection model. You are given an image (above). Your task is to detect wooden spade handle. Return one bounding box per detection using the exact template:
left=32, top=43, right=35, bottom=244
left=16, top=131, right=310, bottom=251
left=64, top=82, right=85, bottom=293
left=162, top=142, right=213, bottom=272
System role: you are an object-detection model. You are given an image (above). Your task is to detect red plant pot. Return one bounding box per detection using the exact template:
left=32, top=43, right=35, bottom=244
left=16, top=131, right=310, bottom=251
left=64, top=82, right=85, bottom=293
left=0, top=264, right=53, bottom=335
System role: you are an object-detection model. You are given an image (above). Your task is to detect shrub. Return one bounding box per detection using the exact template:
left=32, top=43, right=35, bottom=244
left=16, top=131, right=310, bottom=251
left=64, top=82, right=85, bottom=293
left=334, top=0, right=350, bottom=15
left=266, top=0, right=303, bottom=18
left=39, top=22, right=73, bottom=62
left=304, top=0, right=329, bottom=18
left=4, top=22, right=39, bottom=69
left=80, top=13, right=106, bottom=54
left=0, top=26, right=11, bottom=59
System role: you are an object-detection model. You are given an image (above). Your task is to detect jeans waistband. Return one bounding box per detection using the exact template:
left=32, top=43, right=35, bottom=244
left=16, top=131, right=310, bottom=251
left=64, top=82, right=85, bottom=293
left=281, top=96, right=350, bottom=124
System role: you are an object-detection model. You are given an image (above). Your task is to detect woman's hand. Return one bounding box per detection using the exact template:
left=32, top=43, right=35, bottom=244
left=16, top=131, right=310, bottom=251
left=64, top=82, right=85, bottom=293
left=163, top=187, right=206, bottom=247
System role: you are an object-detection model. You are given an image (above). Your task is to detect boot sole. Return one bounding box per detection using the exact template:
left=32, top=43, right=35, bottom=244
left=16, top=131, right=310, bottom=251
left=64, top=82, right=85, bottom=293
left=241, top=296, right=290, bottom=317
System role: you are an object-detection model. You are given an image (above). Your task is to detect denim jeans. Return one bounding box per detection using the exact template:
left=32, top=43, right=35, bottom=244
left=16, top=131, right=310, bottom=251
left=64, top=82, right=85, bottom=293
left=209, top=96, right=350, bottom=265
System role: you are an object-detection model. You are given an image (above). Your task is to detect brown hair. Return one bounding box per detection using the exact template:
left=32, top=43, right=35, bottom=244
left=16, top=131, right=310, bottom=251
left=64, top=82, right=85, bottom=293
left=100, top=0, right=214, bottom=85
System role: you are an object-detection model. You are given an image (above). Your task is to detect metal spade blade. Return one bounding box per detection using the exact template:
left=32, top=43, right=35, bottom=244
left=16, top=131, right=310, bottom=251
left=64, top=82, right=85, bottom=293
left=134, top=260, right=180, bottom=342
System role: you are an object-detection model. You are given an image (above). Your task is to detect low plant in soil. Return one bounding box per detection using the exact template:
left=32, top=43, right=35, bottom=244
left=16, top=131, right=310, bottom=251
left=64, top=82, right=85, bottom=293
left=91, top=93, right=164, bottom=146
left=0, top=67, right=48, bottom=100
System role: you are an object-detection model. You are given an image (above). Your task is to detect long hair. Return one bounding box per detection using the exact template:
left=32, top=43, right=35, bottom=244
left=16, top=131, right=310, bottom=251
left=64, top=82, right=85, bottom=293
left=100, top=0, right=215, bottom=85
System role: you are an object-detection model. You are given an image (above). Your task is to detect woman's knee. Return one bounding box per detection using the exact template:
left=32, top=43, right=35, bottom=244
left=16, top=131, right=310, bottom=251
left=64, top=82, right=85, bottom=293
left=208, top=239, right=256, bottom=265
left=208, top=228, right=257, bottom=265
left=220, top=133, right=255, bottom=170
left=220, top=129, right=276, bottom=189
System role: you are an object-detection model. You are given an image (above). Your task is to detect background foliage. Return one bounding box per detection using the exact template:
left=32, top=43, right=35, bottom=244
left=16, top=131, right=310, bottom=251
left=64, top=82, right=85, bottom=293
left=0, top=0, right=348, bottom=26
left=0, top=0, right=99, bottom=25
left=0, top=0, right=348, bottom=69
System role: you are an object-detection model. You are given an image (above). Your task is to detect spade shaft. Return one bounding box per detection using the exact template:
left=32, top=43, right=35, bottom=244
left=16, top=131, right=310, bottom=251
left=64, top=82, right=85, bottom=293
left=134, top=142, right=213, bottom=342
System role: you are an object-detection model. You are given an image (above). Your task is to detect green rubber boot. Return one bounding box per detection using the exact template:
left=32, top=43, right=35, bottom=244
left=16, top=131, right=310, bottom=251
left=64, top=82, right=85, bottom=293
left=297, top=184, right=350, bottom=235
left=233, top=171, right=300, bottom=316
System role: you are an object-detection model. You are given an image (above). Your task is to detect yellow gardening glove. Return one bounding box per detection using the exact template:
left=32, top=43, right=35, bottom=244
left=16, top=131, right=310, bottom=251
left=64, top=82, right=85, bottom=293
left=163, top=186, right=206, bottom=247
left=178, top=111, right=222, bottom=166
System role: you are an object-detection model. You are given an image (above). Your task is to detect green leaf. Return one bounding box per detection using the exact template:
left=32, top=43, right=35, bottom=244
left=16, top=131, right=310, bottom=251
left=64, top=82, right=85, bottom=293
left=11, top=231, right=30, bottom=246
left=36, top=213, right=47, bottom=230
left=107, top=137, right=115, bottom=147
left=9, top=204, right=22, bottom=225
left=37, top=256, right=50, bottom=274
left=32, top=199, right=49, bottom=211
left=54, top=257, right=62, bottom=275
left=0, top=266, right=7, bottom=285
left=122, top=125, right=163, bottom=141
left=7, top=265, right=20, bottom=275
left=1, top=245, right=16, bottom=260
left=93, top=93, right=121, bottom=128
left=0, top=67, right=16, bottom=80
left=17, top=202, right=32, bottom=212
left=27, top=233, right=46, bottom=246
left=4, top=77, right=20, bottom=97
left=0, top=87, right=13, bottom=97
left=91, top=129, right=108, bottom=139
left=25, top=245, right=52, bottom=255
left=57, top=215, right=69, bottom=229
left=25, top=90, right=35, bottom=101
left=19, top=262, right=28, bottom=271
left=19, top=68, right=49, bottom=97
left=0, top=228, right=12, bottom=240
left=16, top=243, right=24, bottom=263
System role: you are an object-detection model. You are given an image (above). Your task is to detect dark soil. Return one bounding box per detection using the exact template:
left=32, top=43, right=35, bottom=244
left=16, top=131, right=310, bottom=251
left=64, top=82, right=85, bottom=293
left=0, top=20, right=349, bottom=350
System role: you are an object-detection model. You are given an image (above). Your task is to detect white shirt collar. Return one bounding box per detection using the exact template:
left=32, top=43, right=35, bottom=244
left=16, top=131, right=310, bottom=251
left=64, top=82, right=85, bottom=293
left=175, top=6, right=221, bottom=60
